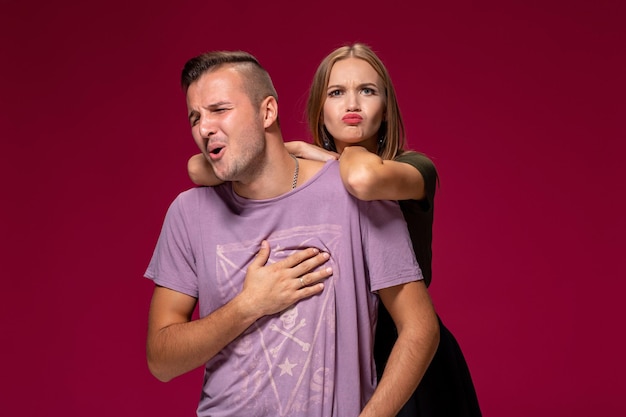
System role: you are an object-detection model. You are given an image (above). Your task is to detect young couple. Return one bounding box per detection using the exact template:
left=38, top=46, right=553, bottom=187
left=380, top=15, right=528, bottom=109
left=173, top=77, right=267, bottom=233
left=145, top=44, right=480, bottom=417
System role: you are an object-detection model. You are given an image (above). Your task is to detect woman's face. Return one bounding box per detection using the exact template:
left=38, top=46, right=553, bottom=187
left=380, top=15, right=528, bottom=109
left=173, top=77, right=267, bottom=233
left=322, top=57, right=386, bottom=153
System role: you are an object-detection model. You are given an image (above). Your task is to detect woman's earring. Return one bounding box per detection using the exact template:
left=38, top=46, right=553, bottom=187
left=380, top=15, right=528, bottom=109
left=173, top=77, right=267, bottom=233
left=322, top=126, right=336, bottom=151
left=378, top=134, right=386, bottom=152
left=323, top=136, right=331, bottom=150
left=378, top=122, right=387, bottom=151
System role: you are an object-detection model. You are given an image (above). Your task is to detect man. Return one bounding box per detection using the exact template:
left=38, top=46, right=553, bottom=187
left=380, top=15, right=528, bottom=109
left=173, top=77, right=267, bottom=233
left=145, top=50, right=439, bottom=417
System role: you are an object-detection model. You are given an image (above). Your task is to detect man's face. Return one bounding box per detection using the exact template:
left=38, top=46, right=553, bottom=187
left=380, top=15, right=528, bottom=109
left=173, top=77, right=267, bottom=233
left=186, top=66, right=266, bottom=182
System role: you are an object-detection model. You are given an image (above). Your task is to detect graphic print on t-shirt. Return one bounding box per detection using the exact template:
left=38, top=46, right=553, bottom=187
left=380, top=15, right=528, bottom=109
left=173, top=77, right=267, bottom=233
left=215, top=224, right=341, bottom=415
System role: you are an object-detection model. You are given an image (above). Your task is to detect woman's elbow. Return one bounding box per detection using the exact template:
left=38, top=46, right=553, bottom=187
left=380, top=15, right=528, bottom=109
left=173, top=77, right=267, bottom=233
left=187, top=157, right=205, bottom=186
left=343, top=166, right=377, bottom=200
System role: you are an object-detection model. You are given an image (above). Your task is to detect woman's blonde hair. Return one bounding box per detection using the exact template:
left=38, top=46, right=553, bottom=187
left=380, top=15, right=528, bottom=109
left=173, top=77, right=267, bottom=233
left=306, top=43, right=406, bottom=160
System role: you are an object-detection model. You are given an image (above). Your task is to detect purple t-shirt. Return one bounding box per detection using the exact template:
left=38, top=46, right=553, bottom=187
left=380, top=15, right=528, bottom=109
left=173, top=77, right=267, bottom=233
left=145, top=160, right=423, bottom=417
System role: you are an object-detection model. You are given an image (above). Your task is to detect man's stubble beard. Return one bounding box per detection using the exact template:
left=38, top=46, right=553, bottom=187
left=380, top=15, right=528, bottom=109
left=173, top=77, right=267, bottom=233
left=214, top=131, right=267, bottom=184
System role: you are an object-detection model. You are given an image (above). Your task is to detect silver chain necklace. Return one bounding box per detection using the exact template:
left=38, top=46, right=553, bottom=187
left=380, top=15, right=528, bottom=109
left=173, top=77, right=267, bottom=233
left=289, top=154, right=299, bottom=189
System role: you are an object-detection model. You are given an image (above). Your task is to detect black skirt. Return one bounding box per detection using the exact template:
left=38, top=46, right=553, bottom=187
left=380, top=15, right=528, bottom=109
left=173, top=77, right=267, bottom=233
left=374, top=307, right=482, bottom=417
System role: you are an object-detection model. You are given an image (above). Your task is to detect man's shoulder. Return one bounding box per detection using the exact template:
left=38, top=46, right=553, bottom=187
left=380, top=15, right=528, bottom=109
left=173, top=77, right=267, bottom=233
left=307, top=160, right=352, bottom=196
left=179, top=184, right=229, bottom=196
left=170, top=184, right=230, bottom=209
left=298, top=159, right=339, bottom=185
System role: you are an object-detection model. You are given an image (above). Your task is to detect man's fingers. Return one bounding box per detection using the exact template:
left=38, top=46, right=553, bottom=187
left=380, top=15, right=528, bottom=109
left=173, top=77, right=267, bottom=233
left=250, top=240, right=271, bottom=269
left=276, top=247, right=322, bottom=269
left=291, top=252, right=330, bottom=277
left=296, top=283, right=325, bottom=299
left=297, top=266, right=333, bottom=289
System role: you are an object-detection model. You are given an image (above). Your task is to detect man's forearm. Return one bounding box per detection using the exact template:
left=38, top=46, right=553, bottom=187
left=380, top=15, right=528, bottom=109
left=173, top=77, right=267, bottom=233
left=360, top=321, right=439, bottom=417
left=147, top=244, right=332, bottom=382
left=147, top=294, right=260, bottom=382
left=360, top=282, right=440, bottom=417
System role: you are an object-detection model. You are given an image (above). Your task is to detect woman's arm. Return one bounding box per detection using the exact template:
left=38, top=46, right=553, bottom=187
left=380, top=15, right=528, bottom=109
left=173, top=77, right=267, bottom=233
left=339, top=146, right=427, bottom=201
left=188, top=153, right=223, bottom=186
left=189, top=142, right=338, bottom=186
left=285, top=140, right=339, bottom=161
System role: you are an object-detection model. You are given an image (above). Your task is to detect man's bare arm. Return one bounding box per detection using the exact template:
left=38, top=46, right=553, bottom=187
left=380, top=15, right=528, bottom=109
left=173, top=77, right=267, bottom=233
left=360, top=281, right=439, bottom=417
left=146, top=241, right=332, bottom=382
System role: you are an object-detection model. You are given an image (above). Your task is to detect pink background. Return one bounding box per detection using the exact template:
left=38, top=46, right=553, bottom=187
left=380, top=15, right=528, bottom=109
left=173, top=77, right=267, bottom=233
left=2, top=0, right=624, bottom=415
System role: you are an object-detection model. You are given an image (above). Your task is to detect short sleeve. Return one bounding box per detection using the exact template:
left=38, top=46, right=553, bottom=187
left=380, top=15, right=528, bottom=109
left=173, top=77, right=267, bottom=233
left=358, top=199, right=423, bottom=292
left=144, top=193, right=199, bottom=298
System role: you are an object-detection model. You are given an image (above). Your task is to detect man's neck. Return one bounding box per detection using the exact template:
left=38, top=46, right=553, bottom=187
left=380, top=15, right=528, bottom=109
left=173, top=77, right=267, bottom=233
left=232, top=149, right=298, bottom=200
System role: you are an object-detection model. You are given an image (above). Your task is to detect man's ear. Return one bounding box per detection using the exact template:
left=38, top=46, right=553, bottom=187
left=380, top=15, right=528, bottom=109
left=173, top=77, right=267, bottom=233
left=261, top=96, right=278, bottom=128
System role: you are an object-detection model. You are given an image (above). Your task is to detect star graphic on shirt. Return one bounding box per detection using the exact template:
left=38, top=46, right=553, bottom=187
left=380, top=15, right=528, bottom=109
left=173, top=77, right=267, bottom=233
left=278, top=358, right=297, bottom=376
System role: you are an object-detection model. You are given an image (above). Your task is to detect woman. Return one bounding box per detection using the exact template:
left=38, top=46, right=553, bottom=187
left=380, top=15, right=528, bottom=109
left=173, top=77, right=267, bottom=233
left=188, top=43, right=481, bottom=417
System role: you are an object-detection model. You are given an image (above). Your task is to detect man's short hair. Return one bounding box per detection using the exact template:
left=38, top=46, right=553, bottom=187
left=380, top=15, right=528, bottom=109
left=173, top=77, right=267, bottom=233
left=181, top=50, right=278, bottom=107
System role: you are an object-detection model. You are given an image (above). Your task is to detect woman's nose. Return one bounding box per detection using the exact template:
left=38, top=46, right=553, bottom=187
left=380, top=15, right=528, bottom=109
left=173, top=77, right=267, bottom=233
left=346, top=92, right=360, bottom=111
